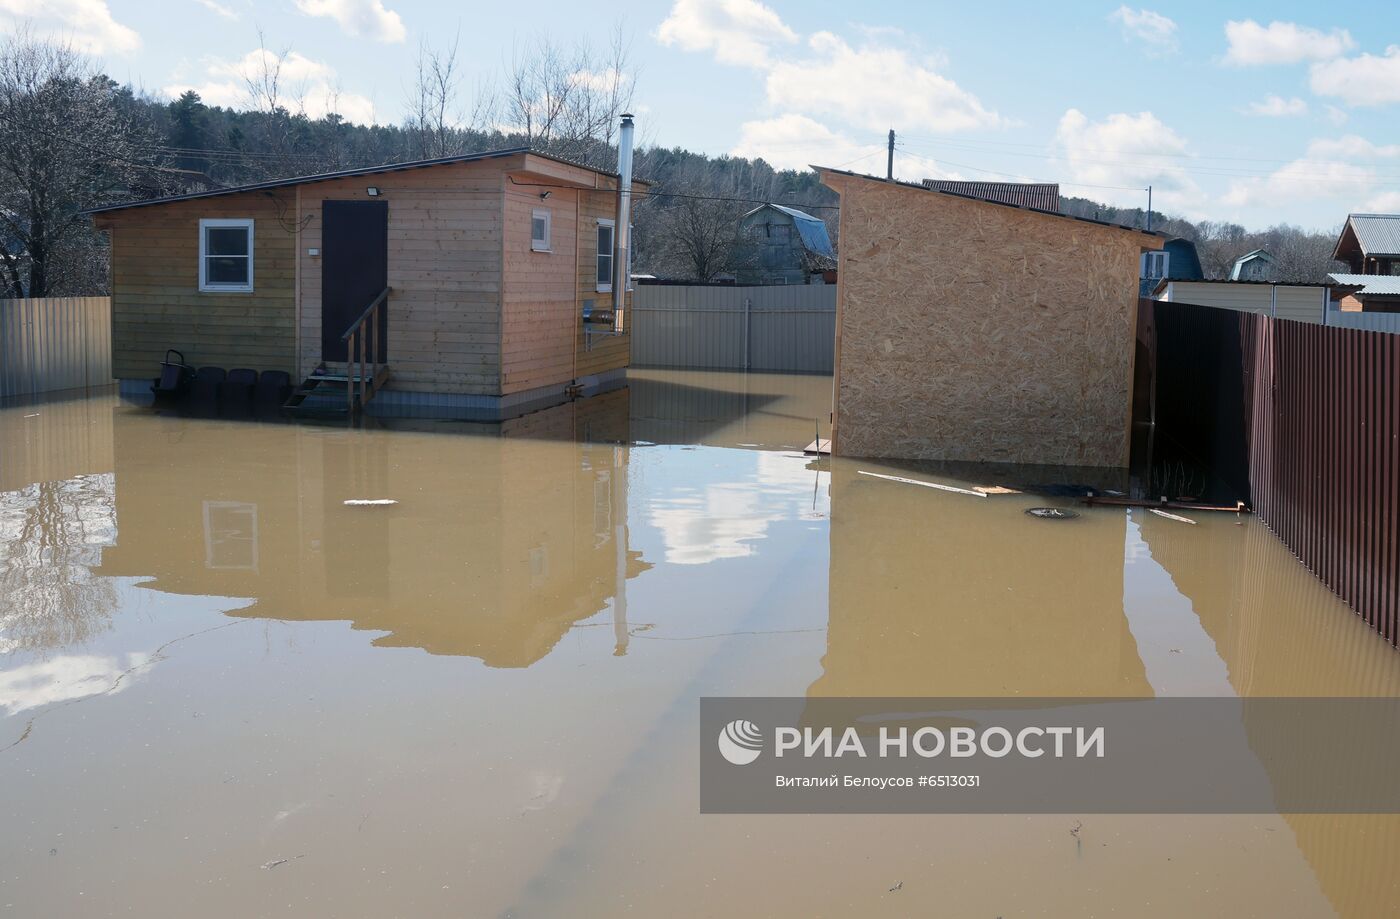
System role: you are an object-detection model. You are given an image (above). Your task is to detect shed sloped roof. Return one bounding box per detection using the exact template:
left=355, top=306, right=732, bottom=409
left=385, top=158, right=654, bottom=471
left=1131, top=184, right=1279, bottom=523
left=1337, top=214, right=1400, bottom=258
left=921, top=179, right=1060, bottom=211
left=741, top=203, right=835, bottom=258
left=1329, top=273, right=1400, bottom=296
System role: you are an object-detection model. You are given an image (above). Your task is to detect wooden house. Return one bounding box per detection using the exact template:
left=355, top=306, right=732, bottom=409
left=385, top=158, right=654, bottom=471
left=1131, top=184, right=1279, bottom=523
left=88, top=142, right=643, bottom=419
left=734, top=203, right=835, bottom=285
left=1333, top=213, right=1400, bottom=276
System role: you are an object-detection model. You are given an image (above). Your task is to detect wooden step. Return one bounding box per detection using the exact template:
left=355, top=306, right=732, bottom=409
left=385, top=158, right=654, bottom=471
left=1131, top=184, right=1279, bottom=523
left=283, top=366, right=391, bottom=418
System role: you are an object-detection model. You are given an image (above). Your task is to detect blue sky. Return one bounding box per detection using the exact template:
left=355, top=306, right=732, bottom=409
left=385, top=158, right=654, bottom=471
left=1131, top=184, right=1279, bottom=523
left=9, top=0, right=1400, bottom=230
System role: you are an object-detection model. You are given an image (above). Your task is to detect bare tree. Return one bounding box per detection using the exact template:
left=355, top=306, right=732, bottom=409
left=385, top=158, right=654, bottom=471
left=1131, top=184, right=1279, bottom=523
left=406, top=32, right=467, bottom=160
left=0, top=31, right=164, bottom=296
left=653, top=188, right=748, bottom=281
left=500, top=26, right=636, bottom=168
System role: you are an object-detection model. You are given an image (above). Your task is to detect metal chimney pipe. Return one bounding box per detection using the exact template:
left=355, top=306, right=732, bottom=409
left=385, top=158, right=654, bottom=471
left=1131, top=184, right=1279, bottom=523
left=613, top=113, right=634, bottom=333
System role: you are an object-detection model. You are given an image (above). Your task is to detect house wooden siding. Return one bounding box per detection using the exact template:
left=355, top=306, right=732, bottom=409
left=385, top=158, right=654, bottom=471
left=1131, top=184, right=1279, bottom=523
left=819, top=169, right=1160, bottom=467
left=99, top=193, right=297, bottom=379
left=94, top=150, right=634, bottom=401
left=296, top=161, right=508, bottom=394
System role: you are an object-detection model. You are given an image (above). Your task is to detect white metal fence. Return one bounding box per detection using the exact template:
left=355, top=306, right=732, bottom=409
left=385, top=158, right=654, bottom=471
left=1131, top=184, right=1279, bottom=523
left=1323, top=307, right=1400, bottom=333
left=0, top=297, right=113, bottom=398
left=630, top=284, right=836, bottom=373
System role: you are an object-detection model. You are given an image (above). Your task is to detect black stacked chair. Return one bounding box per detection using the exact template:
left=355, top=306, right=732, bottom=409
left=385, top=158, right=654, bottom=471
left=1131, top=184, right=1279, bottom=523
left=187, top=366, right=225, bottom=413
left=219, top=368, right=258, bottom=415
left=255, top=370, right=293, bottom=415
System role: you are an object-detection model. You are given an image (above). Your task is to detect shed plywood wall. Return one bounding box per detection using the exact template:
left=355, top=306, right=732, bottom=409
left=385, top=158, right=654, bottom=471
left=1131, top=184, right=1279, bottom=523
left=298, top=162, right=505, bottom=394
left=827, top=174, right=1153, bottom=467
left=100, top=194, right=296, bottom=379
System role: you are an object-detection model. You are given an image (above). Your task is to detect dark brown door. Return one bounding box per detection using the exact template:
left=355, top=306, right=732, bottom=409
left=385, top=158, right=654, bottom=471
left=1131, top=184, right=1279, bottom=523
left=321, top=199, right=388, bottom=363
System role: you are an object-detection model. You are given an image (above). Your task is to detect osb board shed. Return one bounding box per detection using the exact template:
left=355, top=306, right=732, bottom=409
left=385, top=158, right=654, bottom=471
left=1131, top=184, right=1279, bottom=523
left=818, top=168, right=1164, bottom=468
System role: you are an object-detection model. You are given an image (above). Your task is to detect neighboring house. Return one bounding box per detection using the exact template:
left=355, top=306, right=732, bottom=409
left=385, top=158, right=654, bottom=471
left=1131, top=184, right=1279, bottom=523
left=734, top=203, right=835, bottom=285
left=1230, top=248, right=1276, bottom=281
left=1139, top=236, right=1203, bottom=297
left=87, top=145, right=643, bottom=419
left=1327, top=273, right=1400, bottom=312
left=1153, top=278, right=1330, bottom=324
left=921, top=180, right=1060, bottom=211
left=817, top=167, right=1162, bottom=467
left=1333, top=213, right=1400, bottom=275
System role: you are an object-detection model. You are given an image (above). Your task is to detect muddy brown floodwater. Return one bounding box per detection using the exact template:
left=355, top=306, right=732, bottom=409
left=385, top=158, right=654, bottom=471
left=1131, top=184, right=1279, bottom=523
left=2, top=369, right=1399, bottom=917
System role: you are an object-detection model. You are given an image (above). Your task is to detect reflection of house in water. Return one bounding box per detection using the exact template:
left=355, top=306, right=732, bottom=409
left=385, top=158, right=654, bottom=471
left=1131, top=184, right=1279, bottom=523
left=95, top=388, right=649, bottom=667
left=811, top=466, right=1151, bottom=697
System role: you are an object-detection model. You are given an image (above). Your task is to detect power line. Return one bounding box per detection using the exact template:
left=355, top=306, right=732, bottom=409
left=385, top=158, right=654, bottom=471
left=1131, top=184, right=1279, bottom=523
left=505, top=175, right=840, bottom=210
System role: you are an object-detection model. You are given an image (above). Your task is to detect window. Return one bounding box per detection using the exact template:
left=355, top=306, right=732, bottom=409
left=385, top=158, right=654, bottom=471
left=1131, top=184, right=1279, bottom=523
left=1142, top=251, right=1169, bottom=280
left=531, top=208, right=551, bottom=252
left=199, top=218, right=254, bottom=292
left=597, top=219, right=615, bottom=291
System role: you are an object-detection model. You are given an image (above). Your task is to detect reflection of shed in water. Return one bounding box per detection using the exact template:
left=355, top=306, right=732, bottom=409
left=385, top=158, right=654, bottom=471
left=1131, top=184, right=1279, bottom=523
left=95, top=388, right=649, bottom=667
left=810, top=465, right=1151, bottom=698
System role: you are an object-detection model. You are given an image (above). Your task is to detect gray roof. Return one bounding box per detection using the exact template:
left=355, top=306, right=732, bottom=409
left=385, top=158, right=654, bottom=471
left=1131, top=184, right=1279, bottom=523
left=84, top=146, right=632, bottom=214
left=1339, top=214, right=1400, bottom=257
left=921, top=180, right=1060, bottom=211
left=740, top=203, right=835, bottom=258
left=1328, top=273, right=1400, bottom=296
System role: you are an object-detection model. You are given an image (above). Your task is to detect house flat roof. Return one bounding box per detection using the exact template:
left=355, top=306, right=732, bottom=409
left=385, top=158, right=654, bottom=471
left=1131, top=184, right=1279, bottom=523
left=85, top=146, right=631, bottom=215
left=816, top=166, right=1163, bottom=239
left=1328, top=273, right=1400, bottom=296
left=1153, top=277, right=1335, bottom=295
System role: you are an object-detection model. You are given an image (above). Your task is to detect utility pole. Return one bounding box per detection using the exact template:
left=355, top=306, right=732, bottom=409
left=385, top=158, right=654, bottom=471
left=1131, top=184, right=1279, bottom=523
left=1146, top=185, right=1153, bottom=232
left=887, top=129, right=895, bottom=180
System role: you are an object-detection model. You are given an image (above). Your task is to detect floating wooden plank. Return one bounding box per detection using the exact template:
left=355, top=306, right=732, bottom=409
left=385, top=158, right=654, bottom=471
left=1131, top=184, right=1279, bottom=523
left=858, top=470, right=987, bottom=498
left=343, top=499, right=399, bottom=507
left=1149, top=508, right=1196, bottom=525
left=1084, top=495, right=1247, bottom=513
left=804, top=438, right=832, bottom=455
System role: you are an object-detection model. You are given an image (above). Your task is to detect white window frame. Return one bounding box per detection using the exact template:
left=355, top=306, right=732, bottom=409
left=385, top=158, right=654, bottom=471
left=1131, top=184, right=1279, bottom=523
left=1142, top=250, right=1169, bottom=280
left=596, top=218, right=615, bottom=292
left=531, top=208, right=552, bottom=253
left=198, top=218, right=254, bottom=292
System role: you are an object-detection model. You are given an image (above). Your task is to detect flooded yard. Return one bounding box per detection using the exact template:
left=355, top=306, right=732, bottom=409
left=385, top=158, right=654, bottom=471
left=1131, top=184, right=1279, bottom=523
left=2, top=369, right=1399, bottom=917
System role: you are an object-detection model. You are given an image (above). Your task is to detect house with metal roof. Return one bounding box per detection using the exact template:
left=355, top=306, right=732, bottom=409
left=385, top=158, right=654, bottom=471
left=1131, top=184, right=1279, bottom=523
left=1139, top=236, right=1204, bottom=296
left=1333, top=214, right=1400, bottom=275
left=920, top=179, right=1061, bottom=212
left=1230, top=248, right=1277, bottom=282
left=86, top=133, right=645, bottom=420
left=734, top=203, right=835, bottom=285
left=1328, top=273, right=1400, bottom=312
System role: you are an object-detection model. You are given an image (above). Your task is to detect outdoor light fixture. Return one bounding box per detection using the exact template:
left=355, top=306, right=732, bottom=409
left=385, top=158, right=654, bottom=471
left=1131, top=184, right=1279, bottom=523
left=540, top=191, right=552, bottom=199
left=366, top=186, right=380, bottom=196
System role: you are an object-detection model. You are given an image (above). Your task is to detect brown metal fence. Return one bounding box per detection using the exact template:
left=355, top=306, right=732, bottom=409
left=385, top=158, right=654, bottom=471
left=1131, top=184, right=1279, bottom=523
left=1148, top=299, right=1400, bottom=647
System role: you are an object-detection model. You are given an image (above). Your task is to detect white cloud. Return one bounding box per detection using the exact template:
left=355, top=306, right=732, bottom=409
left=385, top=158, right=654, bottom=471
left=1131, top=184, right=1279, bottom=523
left=196, top=0, right=238, bottom=20
left=0, top=0, right=140, bottom=55
left=655, top=0, right=796, bottom=68
left=1325, top=104, right=1349, bottom=126
left=1223, top=157, right=1373, bottom=208
left=1223, top=19, right=1354, bottom=66
left=164, top=48, right=377, bottom=124
left=730, top=113, right=951, bottom=180
left=1110, top=7, right=1177, bottom=55
left=294, top=0, right=405, bottom=43
left=1365, top=191, right=1400, bottom=211
left=1305, top=134, right=1400, bottom=159
left=1054, top=109, right=1204, bottom=212
left=1310, top=46, right=1400, bottom=106
left=1245, top=94, right=1308, bottom=116
left=765, top=31, right=1003, bottom=134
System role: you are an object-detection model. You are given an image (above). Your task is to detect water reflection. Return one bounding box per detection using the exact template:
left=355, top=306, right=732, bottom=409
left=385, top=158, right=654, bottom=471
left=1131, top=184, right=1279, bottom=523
left=1, top=371, right=1399, bottom=918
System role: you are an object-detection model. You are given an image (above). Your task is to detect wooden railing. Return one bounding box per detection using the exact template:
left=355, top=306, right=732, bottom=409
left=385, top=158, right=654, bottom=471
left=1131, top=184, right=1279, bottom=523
left=341, top=286, right=390, bottom=413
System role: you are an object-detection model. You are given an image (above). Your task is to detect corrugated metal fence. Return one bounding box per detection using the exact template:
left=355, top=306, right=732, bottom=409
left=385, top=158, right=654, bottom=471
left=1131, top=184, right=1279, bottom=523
left=630, top=284, right=835, bottom=373
left=1148, top=299, right=1400, bottom=647
left=0, top=297, right=112, bottom=398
